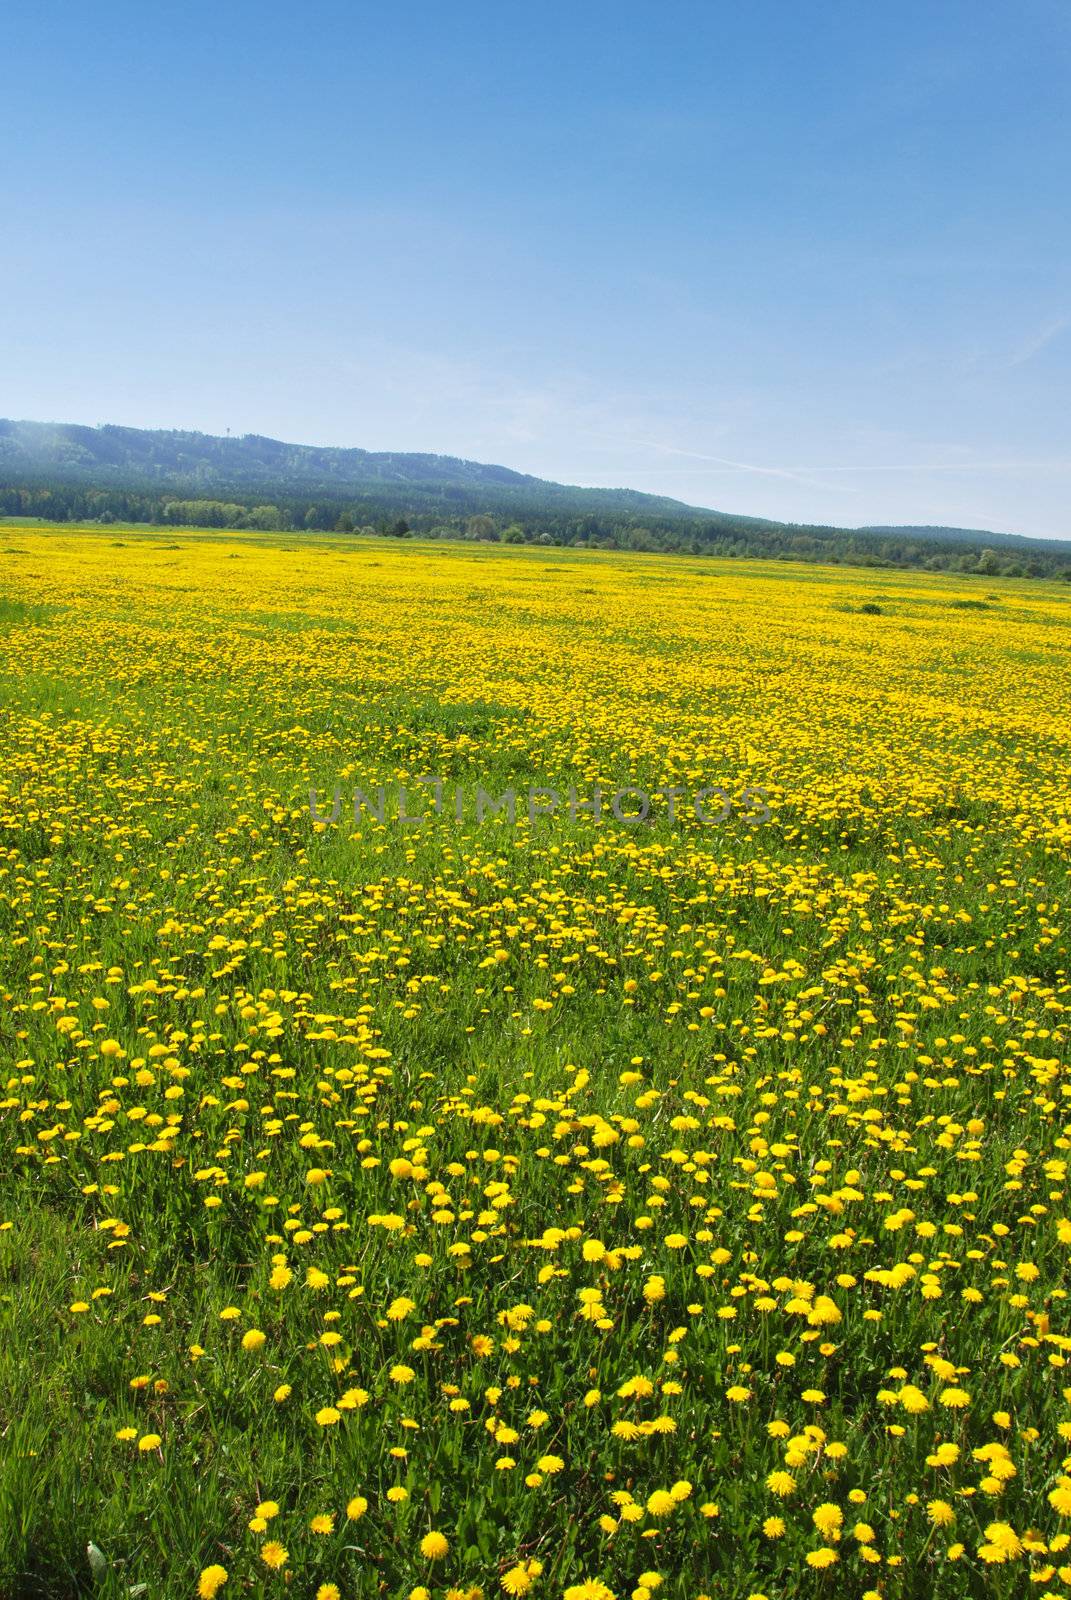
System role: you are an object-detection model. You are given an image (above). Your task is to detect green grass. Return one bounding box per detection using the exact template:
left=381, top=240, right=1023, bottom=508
left=0, top=527, right=1070, bottom=1600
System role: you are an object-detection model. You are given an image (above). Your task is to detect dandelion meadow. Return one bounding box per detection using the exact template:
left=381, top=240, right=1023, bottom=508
left=1, top=525, right=1071, bottom=1600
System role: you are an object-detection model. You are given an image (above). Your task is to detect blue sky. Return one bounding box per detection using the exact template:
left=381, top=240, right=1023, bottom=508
left=2, top=0, right=1069, bottom=536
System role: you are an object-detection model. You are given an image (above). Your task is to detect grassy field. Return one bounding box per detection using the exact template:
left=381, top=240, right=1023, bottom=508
left=1, top=525, right=1070, bottom=1600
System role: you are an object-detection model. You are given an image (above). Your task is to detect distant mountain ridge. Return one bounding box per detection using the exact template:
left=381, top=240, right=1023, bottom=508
left=0, top=417, right=758, bottom=525
left=2, top=417, right=1070, bottom=575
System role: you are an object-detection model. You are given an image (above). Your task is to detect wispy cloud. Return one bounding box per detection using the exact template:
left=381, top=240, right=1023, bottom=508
left=603, top=438, right=1071, bottom=480
left=1008, top=315, right=1069, bottom=368
left=765, top=458, right=1071, bottom=476
left=617, top=439, right=828, bottom=488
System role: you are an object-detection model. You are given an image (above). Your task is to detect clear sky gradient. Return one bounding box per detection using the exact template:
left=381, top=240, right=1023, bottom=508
left=2, top=0, right=1069, bottom=536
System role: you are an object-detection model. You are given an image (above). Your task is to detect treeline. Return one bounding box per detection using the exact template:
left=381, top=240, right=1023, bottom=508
left=3, top=479, right=1070, bottom=578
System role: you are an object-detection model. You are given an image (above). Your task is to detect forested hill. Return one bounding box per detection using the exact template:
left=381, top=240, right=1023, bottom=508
left=2, top=417, right=1070, bottom=577
left=0, top=418, right=714, bottom=522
